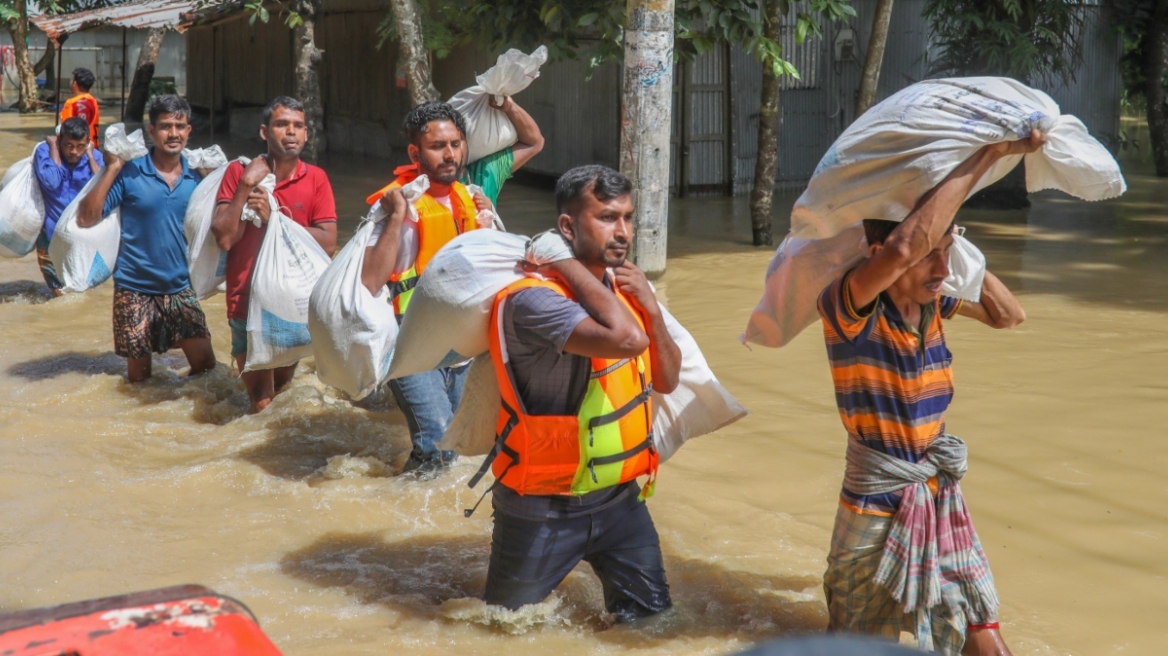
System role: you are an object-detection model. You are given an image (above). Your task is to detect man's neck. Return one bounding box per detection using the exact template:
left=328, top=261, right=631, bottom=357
left=152, top=148, right=182, bottom=173
left=269, top=153, right=301, bottom=183
left=886, top=287, right=922, bottom=328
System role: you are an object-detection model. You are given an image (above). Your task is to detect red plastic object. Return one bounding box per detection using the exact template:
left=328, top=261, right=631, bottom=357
left=0, top=584, right=283, bottom=655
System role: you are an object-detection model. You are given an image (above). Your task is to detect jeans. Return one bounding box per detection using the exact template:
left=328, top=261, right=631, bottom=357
left=484, top=490, right=672, bottom=621
left=388, top=364, right=469, bottom=463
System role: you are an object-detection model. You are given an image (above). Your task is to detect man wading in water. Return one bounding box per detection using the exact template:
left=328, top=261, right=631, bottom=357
left=817, top=132, right=1044, bottom=655
left=79, top=96, right=216, bottom=383
left=211, top=96, right=338, bottom=413
left=361, top=102, right=497, bottom=477
left=469, top=165, right=680, bottom=620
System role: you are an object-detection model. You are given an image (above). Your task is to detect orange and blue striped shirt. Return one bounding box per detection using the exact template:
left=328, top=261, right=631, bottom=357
left=817, top=270, right=962, bottom=516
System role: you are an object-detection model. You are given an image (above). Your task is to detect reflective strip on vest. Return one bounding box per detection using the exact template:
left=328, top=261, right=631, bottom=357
left=478, top=277, right=659, bottom=497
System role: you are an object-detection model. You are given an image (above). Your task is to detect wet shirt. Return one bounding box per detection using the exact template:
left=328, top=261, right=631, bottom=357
left=462, top=147, right=513, bottom=207
left=59, top=93, right=100, bottom=145
left=103, top=151, right=200, bottom=295
left=33, top=142, right=103, bottom=240
left=817, top=269, right=963, bottom=516
left=215, top=160, right=337, bottom=320
left=491, top=282, right=638, bottom=520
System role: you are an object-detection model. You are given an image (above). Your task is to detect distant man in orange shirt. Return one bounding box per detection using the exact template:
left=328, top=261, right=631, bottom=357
left=59, top=68, right=100, bottom=147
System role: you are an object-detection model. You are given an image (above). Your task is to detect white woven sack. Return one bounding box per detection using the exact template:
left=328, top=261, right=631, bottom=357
left=48, top=176, right=121, bottom=292
left=243, top=193, right=331, bottom=372
left=448, top=46, right=548, bottom=162
left=308, top=207, right=398, bottom=400
left=746, top=76, right=1127, bottom=348
left=0, top=149, right=45, bottom=257
left=387, top=229, right=571, bottom=380
left=440, top=294, right=747, bottom=463
left=185, top=154, right=241, bottom=299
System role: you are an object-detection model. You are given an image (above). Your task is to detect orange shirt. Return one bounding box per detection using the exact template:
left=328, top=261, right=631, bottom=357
left=60, top=93, right=100, bottom=146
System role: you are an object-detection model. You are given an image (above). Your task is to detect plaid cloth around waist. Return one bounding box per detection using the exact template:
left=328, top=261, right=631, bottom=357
left=843, top=434, right=999, bottom=648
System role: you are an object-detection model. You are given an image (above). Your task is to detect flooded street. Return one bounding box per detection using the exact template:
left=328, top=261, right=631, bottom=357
left=0, top=111, right=1164, bottom=655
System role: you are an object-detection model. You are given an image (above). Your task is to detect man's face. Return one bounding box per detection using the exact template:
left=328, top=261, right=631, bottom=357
left=409, top=120, right=465, bottom=185
left=262, top=106, right=307, bottom=159
left=147, top=112, right=192, bottom=156
left=889, top=232, right=954, bottom=305
left=560, top=186, right=635, bottom=269
left=59, top=136, right=88, bottom=166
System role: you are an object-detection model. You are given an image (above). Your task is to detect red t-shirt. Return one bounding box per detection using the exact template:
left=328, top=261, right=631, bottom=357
left=215, top=160, right=337, bottom=319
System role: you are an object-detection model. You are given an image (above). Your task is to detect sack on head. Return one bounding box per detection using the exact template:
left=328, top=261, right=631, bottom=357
left=448, top=46, right=548, bottom=163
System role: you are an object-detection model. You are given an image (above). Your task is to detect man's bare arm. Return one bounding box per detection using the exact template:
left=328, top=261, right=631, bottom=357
left=77, top=155, right=123, bottom=227
left=551, top=259, right=649, bottom=360
left=360, top=189, right=407, bottom=296
left=492, top=97, right=545, bottom=173
left=955, top=271, right=1026, bottom=329
left=305, top=222, right=337, bottom=257
left=212, top=158, right=271, bottom=252
left=848, top=132, right=1047, bottom=309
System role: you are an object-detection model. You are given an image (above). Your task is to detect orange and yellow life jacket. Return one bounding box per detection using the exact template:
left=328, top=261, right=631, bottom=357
left=467, top=277, right=659, bottom=504
left=366, top=164, right=478, bottom=319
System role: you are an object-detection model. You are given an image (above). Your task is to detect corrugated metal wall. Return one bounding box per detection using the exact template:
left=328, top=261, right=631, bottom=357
left=1044, top=3, right=1122, bottom=150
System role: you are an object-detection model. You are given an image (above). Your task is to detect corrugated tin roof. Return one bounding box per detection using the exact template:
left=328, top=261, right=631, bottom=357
left=30, top=0, right=207, bottom=43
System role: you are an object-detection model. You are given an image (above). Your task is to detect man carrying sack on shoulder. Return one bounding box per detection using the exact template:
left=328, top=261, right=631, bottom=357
left=361, top=101, right=496, bottom=477
left=466, top=164, right=681, bottom=621
left=817, top=131, right=1045, bottom=655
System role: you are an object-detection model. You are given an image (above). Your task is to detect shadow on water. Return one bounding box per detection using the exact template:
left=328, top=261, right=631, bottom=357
left=237, top=397, right=409, bottom=481
left=7, top=350, right=125, bottom=380
left=0, top=280, right=53, bottom=305
left=280, top=530, right=826, bottom=642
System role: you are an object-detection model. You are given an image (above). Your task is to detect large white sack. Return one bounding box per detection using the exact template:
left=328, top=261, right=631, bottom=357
left=48, top=176, right=121, bottom=292
left=243, top=194, right=331, bottom=372
left=439, top=293, right=747, bottom=464
left=793, top=76, right=1125, bottom=241
left=185, top=155, right=245, bottom=299
left=307, top=208, right=398, bottom=400
left=0, top=150, right=45, bottom=258
left=448, top=46, right=548, bottom=163
left=182, top=145, right=228, bottom=171
left=745, top=76, right=1127, bottom=348
left=387, top=229, right=572, bottom=380
left=104, top=123, right=149, bottom=161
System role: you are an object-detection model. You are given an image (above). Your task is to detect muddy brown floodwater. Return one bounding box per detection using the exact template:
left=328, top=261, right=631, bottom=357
left=0, top=112, right=1164, bottom=655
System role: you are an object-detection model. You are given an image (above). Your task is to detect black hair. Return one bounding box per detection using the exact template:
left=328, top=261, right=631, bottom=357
left=60, top=117, right=90, bottom=141
left=148, top=94, right=191, bottom=126
left=262, top=95, right=305, bottom=127
left=555, top=165, right=633, bottom=215
left=402, top=101, right=467, bottom=144
left=862, top=219, right=900, bottom=247
left=72, top=67, right=95, bottom=92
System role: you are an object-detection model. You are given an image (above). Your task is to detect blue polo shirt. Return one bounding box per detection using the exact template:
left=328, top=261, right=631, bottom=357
left=102, top=150, right=201, bottom=295
left=33, top=142, right=103, bottom=240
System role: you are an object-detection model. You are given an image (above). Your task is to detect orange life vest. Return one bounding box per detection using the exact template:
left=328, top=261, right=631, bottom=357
left=366, top=164, right=478, bottom=318
left=60, top=93, right=100, bottom=146
left=467, top=277, right=659, bottom=501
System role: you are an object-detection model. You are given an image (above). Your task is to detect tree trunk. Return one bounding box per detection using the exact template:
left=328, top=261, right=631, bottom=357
left=293, top=0, right=327, bottom=161
left=10, top=0, right=40, bottom=113
left=33, top=34, right=65, bottom=76
left=123, top=27, right=166, bottom=124
left=619, top=0, right=675, bottom=277
left=749, top=0, right=784, bottom=247
left=389, top=0, right=439, bottom=107
left=1144, top=1, right=1168, bottom=177
left=855, top=0, right=894, bottom=118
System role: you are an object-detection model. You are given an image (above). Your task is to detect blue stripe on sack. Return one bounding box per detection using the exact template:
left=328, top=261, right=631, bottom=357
left=214, top=250, right=228, bottom=277
left=86, top=252, right=112, bottom=287
left=0, top=225, right=35, bottom=256
left=378, top=347, right=393, bottom=379
left=260, top=308, right=311, bottom=350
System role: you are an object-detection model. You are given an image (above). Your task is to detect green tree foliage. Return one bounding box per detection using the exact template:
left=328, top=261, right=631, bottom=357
left=923, top=0, right=1083, bottom=85
left=1114, top=0, right=1165, bottom=108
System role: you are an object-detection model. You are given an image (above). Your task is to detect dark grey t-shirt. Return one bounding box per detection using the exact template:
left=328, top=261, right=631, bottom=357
left=491, top=285, right=638, bottom=520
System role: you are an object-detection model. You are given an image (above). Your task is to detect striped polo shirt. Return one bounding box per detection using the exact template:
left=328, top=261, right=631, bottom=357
left=817, top=269, right=963, bottom=516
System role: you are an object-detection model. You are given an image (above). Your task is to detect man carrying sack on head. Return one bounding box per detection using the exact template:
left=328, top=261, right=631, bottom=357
left=818, top=131, right=1046, bottom=655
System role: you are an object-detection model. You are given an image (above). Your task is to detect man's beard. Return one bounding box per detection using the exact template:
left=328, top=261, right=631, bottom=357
left=422, top=160, right=463, bottom=185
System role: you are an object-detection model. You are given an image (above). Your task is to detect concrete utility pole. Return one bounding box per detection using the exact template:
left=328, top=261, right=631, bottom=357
left=619, top=0, right=674, bottom=278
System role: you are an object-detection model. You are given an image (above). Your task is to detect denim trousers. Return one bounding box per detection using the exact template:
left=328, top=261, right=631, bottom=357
left=388, top=364, right=469, bottom=463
